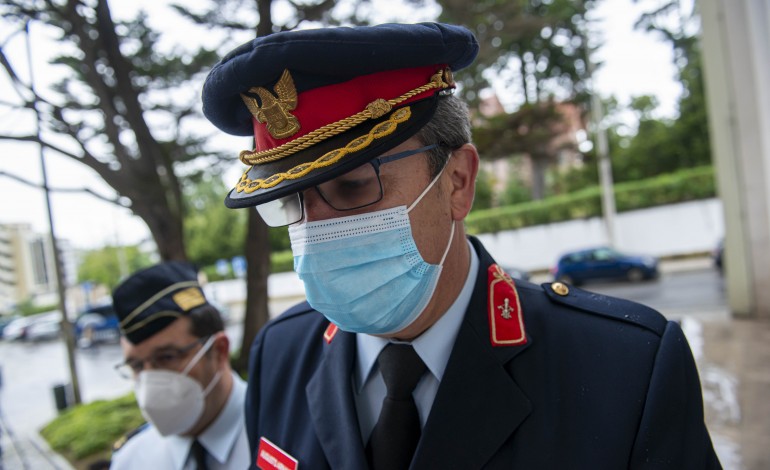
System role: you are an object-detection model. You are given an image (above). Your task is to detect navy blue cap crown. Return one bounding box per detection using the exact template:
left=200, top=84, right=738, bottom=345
left=201, top=22, right=479, bottom=209
left=112, top=261, right=209, bottom=344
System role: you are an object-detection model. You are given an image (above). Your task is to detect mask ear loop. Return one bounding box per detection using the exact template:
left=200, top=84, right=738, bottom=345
left=202, top=370, right=223, bottom=396
left=404, top=152, right=456, bottom=267
left=182, top=334, right=223, bottom=396
left=182, top=335, right=217, bottom=376
left=406, top=153, right=451, bottom=213
left=438, top=220, right=456, bottom=267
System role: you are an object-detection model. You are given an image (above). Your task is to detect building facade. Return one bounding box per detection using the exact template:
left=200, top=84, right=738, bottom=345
left=0, top=223, right=73, bottom=313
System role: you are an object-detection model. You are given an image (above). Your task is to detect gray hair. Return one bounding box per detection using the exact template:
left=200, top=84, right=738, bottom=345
left=414, top=94, right=472, bottom=177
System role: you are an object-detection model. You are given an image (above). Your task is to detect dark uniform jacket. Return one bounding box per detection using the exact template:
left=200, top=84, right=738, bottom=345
left=246, top=238, right=721, bottom=469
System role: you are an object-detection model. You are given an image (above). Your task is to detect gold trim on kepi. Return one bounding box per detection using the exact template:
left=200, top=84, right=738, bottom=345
left=235, top=107, right=412, bottom=193
left=224, top=96, right=440, bottom=209
left=201, top=23, right=479, bottom=209
left=112, top=261, right=214, bottom=345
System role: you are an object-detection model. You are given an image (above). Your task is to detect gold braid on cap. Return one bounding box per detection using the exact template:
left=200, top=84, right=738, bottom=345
left=235, top=106, right=411, bottom=193
left=238, top=68, right=454, bottom=166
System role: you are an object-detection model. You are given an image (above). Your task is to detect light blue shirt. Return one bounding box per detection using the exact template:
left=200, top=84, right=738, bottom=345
left=111, top=372, right=250, bottom=470
left=354, top=240, right=479, bottom=442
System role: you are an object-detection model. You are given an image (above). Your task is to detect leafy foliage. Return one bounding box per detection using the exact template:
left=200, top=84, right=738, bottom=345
left=435, top=0, right=593, bottom=200
left=0, top=1, right=233, bottom=261
left=618, top=0, right=712, bottom=177
left=473, top=168, right=495, bottom=211
left=184, top=177, right=248, bottom=267
left=77, top=245, right=153, bottom=289
left=465, top=165, right=716, bottom=235
left=41, top=393, right=144, bottom=462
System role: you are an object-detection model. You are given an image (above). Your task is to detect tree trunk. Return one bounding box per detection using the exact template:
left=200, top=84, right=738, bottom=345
left=127, top=190, right=187, bottom=261
left=234, top=209, right=271, bottom=374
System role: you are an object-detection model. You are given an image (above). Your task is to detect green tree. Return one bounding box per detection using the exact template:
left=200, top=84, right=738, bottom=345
left=184, top=177, right=248, bottom=268
left=472, top=168, right=495, bottom=211
left=0, top=0, right=348, bottom=375
left=0, top=2, right=228, bottom=261
left=435, top=0, right=594, bottom=200
left=500, top=168, right=532, bottom=206
left=628, top=0, right=712, bottom=172
left=78, top=246, right=153, bottom=290
left=473, top=99, right=576, bottom=199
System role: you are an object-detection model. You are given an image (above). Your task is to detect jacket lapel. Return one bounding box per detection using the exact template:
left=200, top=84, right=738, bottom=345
left=411, top=239, right=533, bottom=468
left=305, top=329, right=369, bottom=469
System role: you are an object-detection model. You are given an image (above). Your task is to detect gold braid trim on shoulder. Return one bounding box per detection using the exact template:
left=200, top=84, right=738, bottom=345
left=239, top=69, right=452, bottom=166
left=235, top=107, right=412, bottom=193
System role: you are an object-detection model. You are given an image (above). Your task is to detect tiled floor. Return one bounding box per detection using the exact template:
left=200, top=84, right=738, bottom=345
left=687, top=316, right=770, bottom=470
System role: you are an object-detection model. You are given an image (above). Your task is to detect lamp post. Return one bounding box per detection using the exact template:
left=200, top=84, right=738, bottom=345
left=584, top=12, right=618, bottom=248
left=25, top=21, right=82, bottom=405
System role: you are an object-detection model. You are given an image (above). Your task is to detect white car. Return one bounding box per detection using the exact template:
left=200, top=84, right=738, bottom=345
left=4, top=312, right=61, bottom=342
left=26, top=312, right=62, bottom=341
left=3, top=316, right=34, bottom=341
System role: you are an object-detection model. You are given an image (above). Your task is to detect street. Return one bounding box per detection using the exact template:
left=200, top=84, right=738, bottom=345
left=0, top=265, right=767, bottom=469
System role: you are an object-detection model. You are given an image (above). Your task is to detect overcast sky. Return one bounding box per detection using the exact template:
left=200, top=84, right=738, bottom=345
left=0, top=0, right=681, bottom=251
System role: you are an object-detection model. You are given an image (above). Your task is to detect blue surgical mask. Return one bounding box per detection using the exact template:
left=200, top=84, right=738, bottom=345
left=288, top=167, right=454, bottom=335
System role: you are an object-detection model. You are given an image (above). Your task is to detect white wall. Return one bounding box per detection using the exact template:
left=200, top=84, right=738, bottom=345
left=476, top=199, right=724, bottom=272
left=203, top=199, right=726, bottom=308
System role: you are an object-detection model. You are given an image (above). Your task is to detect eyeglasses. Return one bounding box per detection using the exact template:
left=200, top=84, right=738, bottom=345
left=114, top=336, right=210, bottom=379
left=255, top=144, right=438, bottom=227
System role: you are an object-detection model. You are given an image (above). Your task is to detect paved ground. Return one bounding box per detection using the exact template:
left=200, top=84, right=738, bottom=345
left=1, top=258, right=768, bottom=469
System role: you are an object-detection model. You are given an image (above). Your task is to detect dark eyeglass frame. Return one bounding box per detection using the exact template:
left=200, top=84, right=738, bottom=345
left=114, top=335, right=210, bottom=379
left=256, top=144, right=438, bottom=227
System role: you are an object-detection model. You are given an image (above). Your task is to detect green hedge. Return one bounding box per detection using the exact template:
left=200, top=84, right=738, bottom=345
left=465, top=166, right=716, bottom=235
left=41, top=393, right=144, bottom=463
left=265, top=166, right=716, bottom=271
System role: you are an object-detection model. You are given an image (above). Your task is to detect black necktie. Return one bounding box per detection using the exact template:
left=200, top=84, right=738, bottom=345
left=190, top=439, right=208, bottom=470
left=366, top=344, right=427, bottom=470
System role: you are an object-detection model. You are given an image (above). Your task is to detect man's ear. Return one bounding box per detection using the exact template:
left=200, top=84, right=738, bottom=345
left=212, top=332, right=230, bottom=366
left=447, top=143, right=479, bottom=220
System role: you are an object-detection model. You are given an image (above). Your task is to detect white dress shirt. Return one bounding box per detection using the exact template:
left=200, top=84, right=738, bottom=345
left=111, top=371, right=250, bottom=470
left=354, top=240, right=479, bottom=442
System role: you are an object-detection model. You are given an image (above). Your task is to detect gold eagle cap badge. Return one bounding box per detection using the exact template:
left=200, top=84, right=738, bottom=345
left=241, top=69, right=300, bottom=139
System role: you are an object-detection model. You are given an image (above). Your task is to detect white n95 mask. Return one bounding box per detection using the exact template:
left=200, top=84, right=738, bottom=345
left=134, top=336, right=222, bottom=436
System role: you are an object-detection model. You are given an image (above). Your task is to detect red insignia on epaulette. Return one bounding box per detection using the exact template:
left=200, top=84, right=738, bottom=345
left=488, top=264, right=527, bottom=347
left=323, top=323, right=339, bottom=344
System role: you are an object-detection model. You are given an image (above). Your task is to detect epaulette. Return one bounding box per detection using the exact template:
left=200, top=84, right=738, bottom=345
left=112, top=422, right=148, bottom=453
left=541, top=282, right=667, bottom=336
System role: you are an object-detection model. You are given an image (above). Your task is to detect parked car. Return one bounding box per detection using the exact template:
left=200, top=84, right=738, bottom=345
left=74, top=304, right=120, bottom=347
left=502, top=266, right=531, bottom=282
left=4, top=311, right=61, bottom=342
left=551, top=247, right=659, bottom=286
left=26, top=312, right=62, bottom=342
left=3, top=316, right=35, bottom=341
left=0, top=315, right=21, bottom=339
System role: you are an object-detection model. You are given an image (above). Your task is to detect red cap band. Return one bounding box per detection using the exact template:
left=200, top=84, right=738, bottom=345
left=252, top=64, right=448, bottom=153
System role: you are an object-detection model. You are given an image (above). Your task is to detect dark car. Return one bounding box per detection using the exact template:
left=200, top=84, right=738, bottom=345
left=551, top=247, right=658, bottom=286
left=74, top=304, right=120, bottom=347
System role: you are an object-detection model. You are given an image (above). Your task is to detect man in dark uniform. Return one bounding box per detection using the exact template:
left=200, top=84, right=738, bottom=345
left=202, top=23, right=720, bottom=469
left=110, top=261, right=249, bottom=469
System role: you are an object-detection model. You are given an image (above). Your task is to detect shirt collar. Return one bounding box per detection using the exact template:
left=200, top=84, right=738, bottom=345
left=198, top=372, right=247, bottom=463
left=162, top=372, right=247, bottom=468
left=356, top=239, right=479, bottom=390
